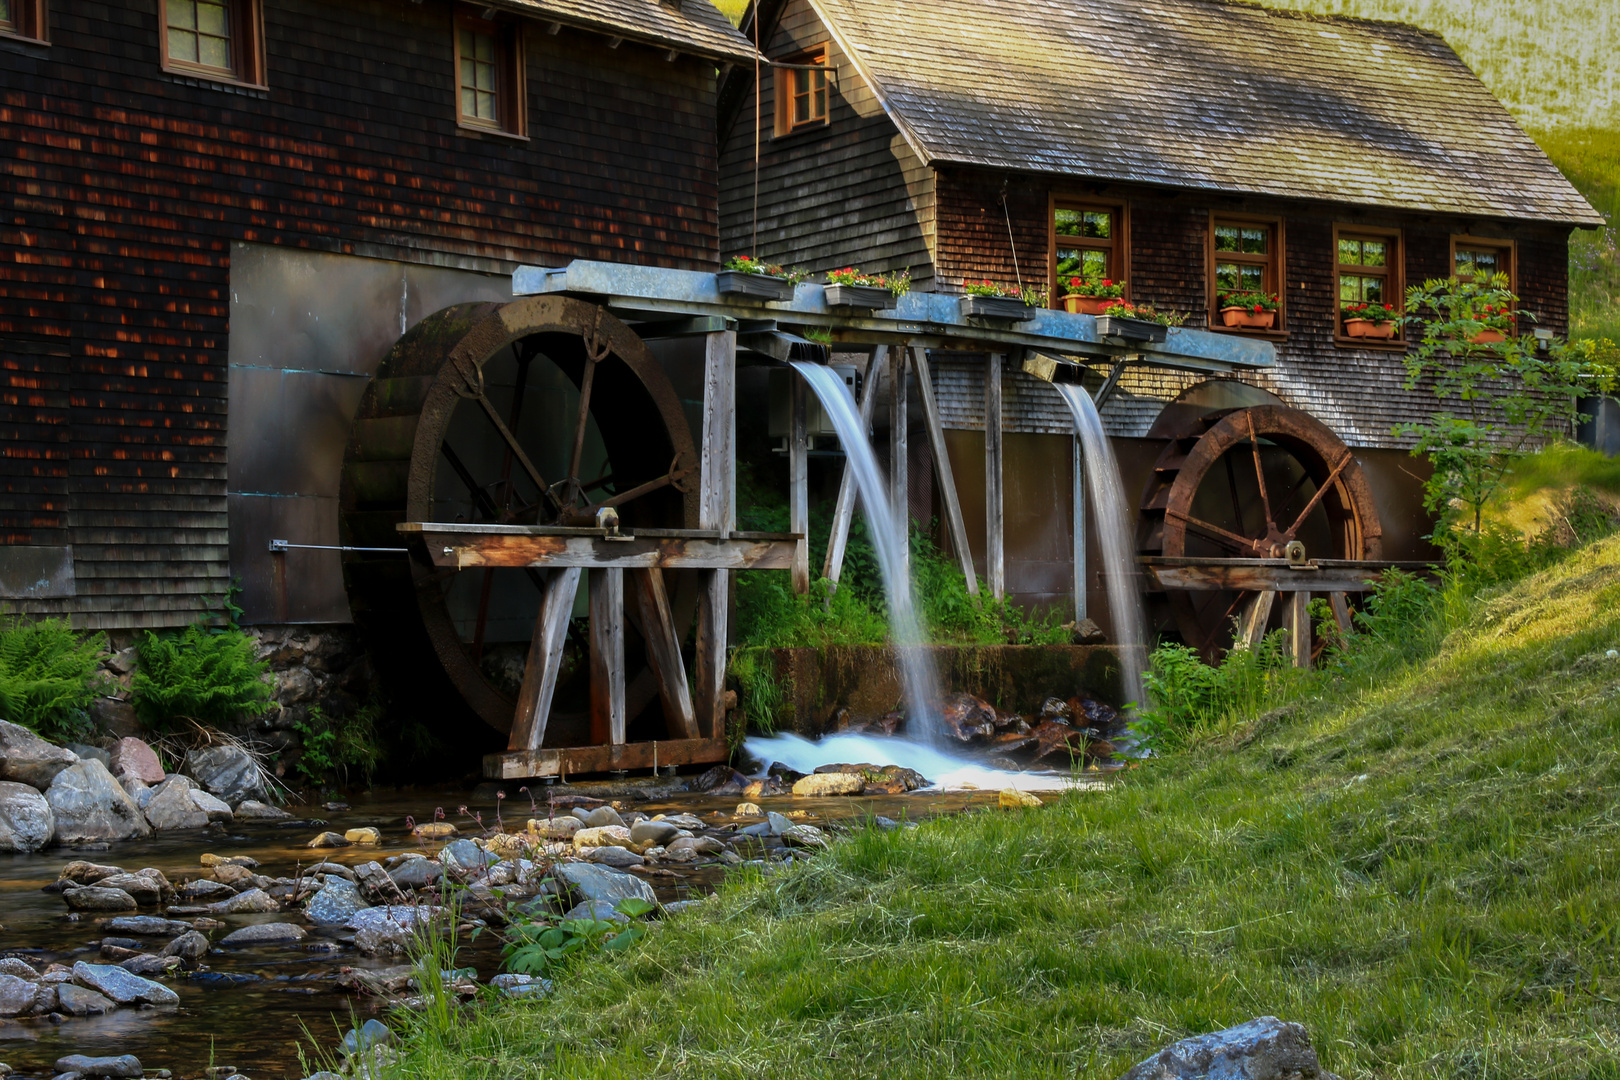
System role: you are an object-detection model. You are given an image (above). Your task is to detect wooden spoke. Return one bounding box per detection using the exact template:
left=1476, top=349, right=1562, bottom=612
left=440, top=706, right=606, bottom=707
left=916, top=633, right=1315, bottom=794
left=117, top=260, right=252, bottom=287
left=1246, top=412, right=1276, bottom=532
left=1224, top=451, right=1246, bottom=537
left=473, top=392, right=560, bottom=513
left=564, top=355, right=601, bottom=508
left=441, top=441, right=503, bottom=521
left=1284, top=452, right=1355, bottom=538
left=1166, top=508, right=1261, bottom=555
left=1271, top=469, right=1313, bottom=531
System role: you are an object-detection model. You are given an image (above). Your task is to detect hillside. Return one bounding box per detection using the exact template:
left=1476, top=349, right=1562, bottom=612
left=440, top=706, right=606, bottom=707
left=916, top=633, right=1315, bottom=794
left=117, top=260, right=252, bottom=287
left=386, top=535, right=1620, bottom=1078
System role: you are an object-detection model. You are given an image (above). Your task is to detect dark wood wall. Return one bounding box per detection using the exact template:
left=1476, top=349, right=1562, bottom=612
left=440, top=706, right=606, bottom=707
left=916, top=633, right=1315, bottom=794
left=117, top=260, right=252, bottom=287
left=0, top=0, right=723, bottom=628
left=718, top=0, right=934, bottom=284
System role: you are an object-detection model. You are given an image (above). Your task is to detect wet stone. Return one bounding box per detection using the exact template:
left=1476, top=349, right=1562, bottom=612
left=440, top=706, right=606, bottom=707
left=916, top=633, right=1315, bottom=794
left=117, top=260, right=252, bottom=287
left=95, top=872, right=165, bottom=905
left=63, top=887, right=137, bottom=913
left=200, top=854, right=259, bottom=869
left=733, top=802, right=764, bottom=817
left=628, top=820, right=680, bottom=847
left=54, top=1056, right=142, bottom=1079
left=220, top=922, right=306, bottom=945
left=179, top=880, right=235, bottom=901
left=582, top=845, right=643, bottom=868
left=557, top=863, right=656, bottom=907
left=234, top=800, right=293, bottom=821
left=0, top=958, right=38, bottom=978
left=71, top=961, right=179, bottom=1005
left=339, top=1018, right=393, bottom=1056
left=0, top=974, right=34, bottom=1017
left=385, top=858, right=441, bottom=891
left=344, top=827, right=381, bottom=844
left=159, top=931, right=210, bottom=961
left=59, top=860, right=124, bottom=885
left=103, top=915, right=190, bottom=937
left=440, top=838, right=498, bottom=874
left=121, top=955, right=182, bottom=978
left=411, top=822, right=456, bottom=839
left=215, top=888, right=279, bottom=914
left=583, top=806, right=625, bottom=829
left=305, top=878, right=365, bottom=925
left=791, top=773, right=864, bottom=796
left=766, top=812, right=792, bottom=836
left=306, top=832, right=350, bottom=848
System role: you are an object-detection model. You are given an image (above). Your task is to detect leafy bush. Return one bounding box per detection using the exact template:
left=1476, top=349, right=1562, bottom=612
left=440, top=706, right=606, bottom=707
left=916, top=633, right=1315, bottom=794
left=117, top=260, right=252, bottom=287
left=0, top=617, right=107, bottom=741
left=131, top=624, right=273, bottom=731
left=292, top=702, right=384, bottom=788
left=503, top=898, right=657, bottom=978
left=1138, top=630, right=1301, bottom=747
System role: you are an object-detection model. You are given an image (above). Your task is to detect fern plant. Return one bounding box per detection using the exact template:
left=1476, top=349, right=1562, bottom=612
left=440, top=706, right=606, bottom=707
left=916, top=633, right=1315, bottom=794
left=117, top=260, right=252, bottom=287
left=131, top=624, right=273, bottom=731
left=0, top=617, right=107, bottom=741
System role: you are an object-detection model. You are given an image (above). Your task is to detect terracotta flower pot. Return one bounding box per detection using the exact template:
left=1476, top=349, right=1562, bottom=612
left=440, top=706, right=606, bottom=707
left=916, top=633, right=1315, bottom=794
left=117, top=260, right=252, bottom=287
left=1221, top=306, right=1275, bottom=329
left=1063, top=295, right=1115, bottom=315
left=1468, top=329, right=1507, bottom=344
left=1345, top=319, right=1397, bottom=339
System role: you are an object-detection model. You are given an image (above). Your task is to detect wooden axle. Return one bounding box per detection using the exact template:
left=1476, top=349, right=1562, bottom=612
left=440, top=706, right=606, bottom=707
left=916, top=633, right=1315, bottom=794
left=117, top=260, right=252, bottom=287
left=398, top=523, right=799, bottom=570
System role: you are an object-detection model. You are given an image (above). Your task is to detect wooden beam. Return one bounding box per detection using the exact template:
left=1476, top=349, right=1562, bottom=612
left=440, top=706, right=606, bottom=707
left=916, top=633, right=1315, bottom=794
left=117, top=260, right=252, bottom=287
left=507, top=567, right=581, bottom=752
left=985, top=353, right=1005, bottom=601
left=789, top=370, right=810, bottom=593
left=824, top=345, right=886, bottom=586
left=484, top=737, right=732, bottom=781
left=700, top=330, right=736, bottom=534
left=694, top=569, right=729, bottom=740
left=1285, top=590, right=1311, bottom=667
left=1328, top=591, right=1353, bottom=636
left=421, top=532, right=797, bottom=570
left=1072, top=432, right=1086, bottom=621
left=1142, top=563, right=1393, bottom=592
left=588, top=568, right=626, bottom=745
left=630, top=567, right=699, bottom=739
left=911, top=346, right=977, bottom=594
left=1236, top=589, right=1276, bottom=649
left=890, top=343, right=909, bottom=584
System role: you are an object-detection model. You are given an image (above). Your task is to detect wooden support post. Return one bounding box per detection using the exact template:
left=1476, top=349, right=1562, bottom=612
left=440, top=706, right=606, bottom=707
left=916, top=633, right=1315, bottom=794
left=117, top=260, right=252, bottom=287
left=588, top=568, right=626, bottom=745
left=507, top=567, right=581, bottom=752
left=890, top=344, right=910, bottom=583
left=696, top=328, right=735, bottom=739
left=1328, top=591, right=1353, bottom=636
left=630, top=567, right=699, bottom=739
left=985, top=353, right=1005, bottom=601
left=789, top=370, right=810, bottom=593
left=912, top=346, right=977, bottom=595
left=824, top=345, right=887, bottom=587
left=1236, top=589, right=1277, bottom=649
left=1073, top=433, right=1086, bottom=621
left=1286, top=590, right=1311, bottom=668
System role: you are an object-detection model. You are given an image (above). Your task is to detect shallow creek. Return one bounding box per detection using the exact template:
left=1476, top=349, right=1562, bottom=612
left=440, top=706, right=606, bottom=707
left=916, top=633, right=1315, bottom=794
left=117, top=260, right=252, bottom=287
left=0, top=782, right=1020, bottom=1078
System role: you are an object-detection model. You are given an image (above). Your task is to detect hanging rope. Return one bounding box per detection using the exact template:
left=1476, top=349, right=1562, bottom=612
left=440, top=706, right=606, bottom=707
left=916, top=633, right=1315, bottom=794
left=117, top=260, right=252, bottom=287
left=999, top=180, right=1023, bottom=290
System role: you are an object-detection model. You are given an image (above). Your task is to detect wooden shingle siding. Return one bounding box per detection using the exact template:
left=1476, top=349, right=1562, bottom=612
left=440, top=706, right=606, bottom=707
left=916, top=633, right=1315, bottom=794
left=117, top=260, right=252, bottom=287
left=0, top=0, right=723, bottom=628
left=719, top=0, right=934, bottom=283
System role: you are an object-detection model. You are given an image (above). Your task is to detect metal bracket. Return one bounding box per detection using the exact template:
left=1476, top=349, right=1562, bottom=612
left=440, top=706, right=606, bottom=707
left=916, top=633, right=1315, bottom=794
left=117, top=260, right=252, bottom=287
left=269, top=539, right=408, bottom=554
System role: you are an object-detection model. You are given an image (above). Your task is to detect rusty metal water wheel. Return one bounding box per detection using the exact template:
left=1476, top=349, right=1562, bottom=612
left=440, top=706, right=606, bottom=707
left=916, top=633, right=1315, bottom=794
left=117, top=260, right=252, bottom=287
left=1138, top=404, right=1383, bottom=657
left=340, top=296, right=699, bottom=736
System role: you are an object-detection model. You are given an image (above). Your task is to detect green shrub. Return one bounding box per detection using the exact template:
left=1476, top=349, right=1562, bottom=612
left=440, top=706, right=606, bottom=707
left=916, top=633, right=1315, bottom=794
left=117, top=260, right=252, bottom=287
left=0, top=617, right=107, bottom=741
left=292, top=702, right=383, bottom=788
left=1138, top=630, right=1301, bottom=746
left=131, top=624, right=273, bottom=731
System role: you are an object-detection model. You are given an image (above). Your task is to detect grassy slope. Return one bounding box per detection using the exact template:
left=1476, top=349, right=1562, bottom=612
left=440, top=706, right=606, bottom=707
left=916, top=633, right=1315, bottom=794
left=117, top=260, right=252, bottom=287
left=392, top=535, right=1620, bottom=1079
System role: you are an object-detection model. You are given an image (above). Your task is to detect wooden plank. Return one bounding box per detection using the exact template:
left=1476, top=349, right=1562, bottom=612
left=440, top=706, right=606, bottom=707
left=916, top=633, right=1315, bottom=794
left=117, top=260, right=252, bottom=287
left=1143, top=564, right=1390, bottom=592
left=700, top=329, right=736, bottom=533
left=484, top=737, right=733, bottom=781
left=910, top=346, right=977, bottom=595
left=630, top=567, right=699, bottom=739
left=694, top=568, right=729, bottom=740
left=824, top=344, right=886, bottom=586
left=507, top=567, right=581, bottom=753
left=588, top=568, right=626, bottom=746
left=789, top=369, right=810, bottom=593
left=890, top=343, right=909, bottom=584
left=1237, top=589, right=1277, bottom=649
left=1072, top=432, right=1086, bottom=621
left=1328, top=591, right=1354, bottom=635
left=1286, top=590, right=1311, bottom=668
left=421, top=532, right=797, bottom=570
left=985, top=353, right=1005, bottom=601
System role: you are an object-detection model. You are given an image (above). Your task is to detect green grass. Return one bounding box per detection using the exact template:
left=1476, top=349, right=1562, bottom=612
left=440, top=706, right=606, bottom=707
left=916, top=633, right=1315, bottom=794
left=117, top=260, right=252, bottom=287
left=381, top=533, right=1620, bottom=1079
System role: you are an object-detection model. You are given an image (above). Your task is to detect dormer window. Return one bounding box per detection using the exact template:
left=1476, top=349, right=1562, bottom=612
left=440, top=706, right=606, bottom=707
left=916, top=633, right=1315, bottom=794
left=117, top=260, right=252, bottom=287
left=774, top=45, right=829, bottom=136
left=455, top=7, right=526, bottom=137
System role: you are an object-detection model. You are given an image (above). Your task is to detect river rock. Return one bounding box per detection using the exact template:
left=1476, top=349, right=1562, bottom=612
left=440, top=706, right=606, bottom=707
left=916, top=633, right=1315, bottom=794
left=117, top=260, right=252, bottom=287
left=221, top=887, right=279, bottom=913
left=999, top=788, right=1044, bottom=808
left=938, top=693, right=998, bottom=742
left=528, top=817, right=581, bottom=840
left=71, top=961, right=179, bottom=1006
left=411, top=822, right=456, bottom=839
left=629, top=820, right=680, bottom=847
left=143, top=776, right=210, bottom=831
left=349, top=905, right=439, bottom=933
left=305, top=878, right=365, bottom=925
left=220, top=922, right=307, bottom=945
left=583, top=806, right=625, bottom=828
left=344, top=827, right=381, bottom=844
left=582, top=845, right=644, bottom=868
left=60, top=859, right=124, bottom=884
left=121, top=954, right=183, bottom=978
left=98, top=870, right=169, bottom=905
left=692, top=763, right=747, bottom=793
left=765, top=812, right=792, bottom=836
left=307, top=831, right=350, bottom=848
left=658, top=813, right=706, bottom=830
left=733, top=802, right=764, bottom=817
left=386, top=858, right=441, bottom=891
left=339, top=1018, right=394, bottom=1056
left=742, top=777, right=790, bottom=799
left=46, top=759, right=152, bottom=843
left=1120, top=1017, right=1341, bottom=1080
left=191, top=788, right=234, bottom=823
left=56, top=983, right=115, bottom=1016
left=54, top=1055, right=142, bottom=1078
left=791, top=773, right=865, bottom=797
left=109, top=738, right=164, bottom=785
left=105, top=916, right=190, bottom=937
left=0, top=958, right=37, bottom=979
left=0, top=720, right=79, bottom=788
left=160, top=930, right=210, bottom=961
left=63, top=886, right=138, bottom=912
left=667, top=835, right=725, bottom=856
left=120, top=774, right=154, bottom=809
left=201, top=853, right=260, bottom=869
left=557, top=862, right=656, bottom=907
left=235, top=799, right=293, bottom=821
left=440, top=838, right=498, bottom=874
left=489, top=972, right=551, bottom=998
left=563, top=899, right=629, bottom=922
left=0, top=974, right=34, bottom=1017
left=179, top=879, right=236, bottom=901
left=782, top=824, right=829, bottom=848
left=183, top=745, right=267, bottom=806
left=0, top=781, right=54, bottom=853
left=573, top=825, right=636, bottom=851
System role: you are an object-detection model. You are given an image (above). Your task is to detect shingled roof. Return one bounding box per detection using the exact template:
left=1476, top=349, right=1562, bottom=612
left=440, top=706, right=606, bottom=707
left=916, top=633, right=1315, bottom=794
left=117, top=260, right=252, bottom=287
left=494, top=0, right=757, bottom=64
left=805, top=0, right=1600, bottom=226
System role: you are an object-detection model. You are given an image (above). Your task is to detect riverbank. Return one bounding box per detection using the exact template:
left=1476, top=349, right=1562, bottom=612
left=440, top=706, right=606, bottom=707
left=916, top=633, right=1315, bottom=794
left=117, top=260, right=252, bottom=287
left=380, top=534, right=1620, bottom=1079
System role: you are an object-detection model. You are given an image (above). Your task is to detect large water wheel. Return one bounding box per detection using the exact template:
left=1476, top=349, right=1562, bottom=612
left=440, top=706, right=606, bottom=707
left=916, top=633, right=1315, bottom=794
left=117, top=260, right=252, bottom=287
left=339, top=296, right=700, bottom=745
left=1138, top=398, right=1383, bottom=657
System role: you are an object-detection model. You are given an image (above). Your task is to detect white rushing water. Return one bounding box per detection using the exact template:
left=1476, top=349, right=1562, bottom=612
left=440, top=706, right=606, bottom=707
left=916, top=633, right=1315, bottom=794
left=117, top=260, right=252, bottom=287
left=743, top=731, right=1081, bottom=792
left=791, top=361, right=943, bottom=740
left=1055, top=382, right=1149, bottom=714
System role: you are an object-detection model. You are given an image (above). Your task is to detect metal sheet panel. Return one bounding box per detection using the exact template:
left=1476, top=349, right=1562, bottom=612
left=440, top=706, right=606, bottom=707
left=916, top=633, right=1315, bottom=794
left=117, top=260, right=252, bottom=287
left=0, top=546, right=75, bottom=599
left=228, top=493, right=354, bottom=625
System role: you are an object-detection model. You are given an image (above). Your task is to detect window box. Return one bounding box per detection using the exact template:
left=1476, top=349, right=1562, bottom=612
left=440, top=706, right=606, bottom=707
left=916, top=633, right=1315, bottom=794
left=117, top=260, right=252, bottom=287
left=960, top=295, right=1035, bottom=322
left=717, top=271, right=797, bottom=302
left=1344, top=318, right=1398, bottom=340
left=1063, top=295, right=1115, bottom=316
left=824, top=283, right=893, bottom=310
left=1096, top=315, right=1169, bottom=343
left=1468, top=329, right=1508, bottom=344
left=1218, top=306, right=1276, bottom=330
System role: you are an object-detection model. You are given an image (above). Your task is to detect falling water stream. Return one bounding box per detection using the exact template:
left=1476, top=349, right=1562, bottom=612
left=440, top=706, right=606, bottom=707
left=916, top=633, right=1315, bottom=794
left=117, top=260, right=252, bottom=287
left=1055, top=382, right=1149, bottom=714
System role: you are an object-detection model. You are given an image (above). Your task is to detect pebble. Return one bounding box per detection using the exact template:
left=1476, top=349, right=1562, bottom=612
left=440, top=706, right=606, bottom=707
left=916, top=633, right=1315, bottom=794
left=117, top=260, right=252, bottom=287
left=733, top=802, right=764, bottom=817
left=306, top=832, right=350, bottom=849
left=998, top=788, right=1044, bottom=808
left=343, top=827, right=381, bottom=844
left=411, top=822, right=456, bottom=839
